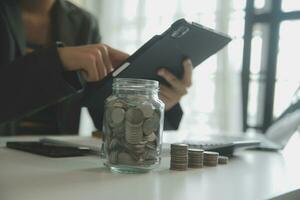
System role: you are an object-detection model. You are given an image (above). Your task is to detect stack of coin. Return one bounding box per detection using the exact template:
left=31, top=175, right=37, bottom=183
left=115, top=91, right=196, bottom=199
left=125, top=107, right=144, bottom=144
left=188, top=148, right=204, bottom=168
left=170, top=144, right=188, bottom=171
left=103, top=96, right=163, bottom=167
left=218, top=156, right=229, bottom=164
left=203, top=151, right=219, bottom=167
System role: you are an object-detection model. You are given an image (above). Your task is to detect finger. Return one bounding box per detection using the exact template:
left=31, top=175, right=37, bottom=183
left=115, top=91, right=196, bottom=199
left=158, top=93, right=169, bottom=105
left=182, top=58, right=193, bottom=87
left=94, top=49, right=107, bottom=79
left=161, top=84, right=185, bottom=101
left=106, top=45, right=129, bottom=67
left=159, top=93, right=173, bottom=111
left=82, top=58, right=99, bottom=82
left=160, top=84, right=175, bottom=100
left=158, top=69, right=186, bottom=94
left=97, top=45, right=113, bottom=73
left=80, top=70, right=89, bottom=81
left=158, top=69, right=181, bottom=88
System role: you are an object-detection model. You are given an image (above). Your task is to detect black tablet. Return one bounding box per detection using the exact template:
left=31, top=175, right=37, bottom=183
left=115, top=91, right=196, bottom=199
left=84, top=19, right=231, bottom=108
left=112, top=18, right=231, bottom=82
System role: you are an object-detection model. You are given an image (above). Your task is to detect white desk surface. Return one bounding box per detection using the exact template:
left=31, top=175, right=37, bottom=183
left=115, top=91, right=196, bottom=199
left=1, top=133, right=300, bottom=200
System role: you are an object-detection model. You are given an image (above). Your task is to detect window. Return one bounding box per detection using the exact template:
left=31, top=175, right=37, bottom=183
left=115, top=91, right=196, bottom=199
left=274, top=20, right=300, bottom=118
left=282, top=1, right=300, bottom=12
left=242, top=0, right=300, bottom=132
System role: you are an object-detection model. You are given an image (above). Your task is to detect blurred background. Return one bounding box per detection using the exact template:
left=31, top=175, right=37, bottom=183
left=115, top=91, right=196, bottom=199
left=71, top=0, right=300, bottom=136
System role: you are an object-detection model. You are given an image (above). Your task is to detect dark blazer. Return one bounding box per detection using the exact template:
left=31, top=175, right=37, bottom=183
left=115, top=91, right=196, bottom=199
left=0, top=0, right=183, bottom=135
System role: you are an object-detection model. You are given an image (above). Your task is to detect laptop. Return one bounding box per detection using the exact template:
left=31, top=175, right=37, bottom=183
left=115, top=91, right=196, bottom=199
left=241, top=98, right=300, bottom=150
left=163, top=99, right=300, bottom=156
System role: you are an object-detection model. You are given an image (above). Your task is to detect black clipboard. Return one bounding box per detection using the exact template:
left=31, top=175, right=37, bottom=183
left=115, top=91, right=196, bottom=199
left=84, top=19, right=231, bottom=109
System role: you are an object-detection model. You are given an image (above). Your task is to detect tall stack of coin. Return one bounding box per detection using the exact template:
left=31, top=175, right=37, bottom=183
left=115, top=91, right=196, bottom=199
left=170, top=144, right=188, bottom=171
left=203, top=151, right=219, bottom=167
left=188, top=148, right=204, bottom=168
left=103, top=96, right=163, bottom=167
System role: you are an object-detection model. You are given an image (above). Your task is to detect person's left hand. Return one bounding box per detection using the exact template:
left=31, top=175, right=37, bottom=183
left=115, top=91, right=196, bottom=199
left=157, top=58, right=193, bottom=111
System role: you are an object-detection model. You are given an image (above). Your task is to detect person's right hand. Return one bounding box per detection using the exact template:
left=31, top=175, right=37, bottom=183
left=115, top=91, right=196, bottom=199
left=57, top=44, right=129, bottom=82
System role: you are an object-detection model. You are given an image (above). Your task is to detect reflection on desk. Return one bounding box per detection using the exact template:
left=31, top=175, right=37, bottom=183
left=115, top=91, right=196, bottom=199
left=0, top=133, right=300, bottom=200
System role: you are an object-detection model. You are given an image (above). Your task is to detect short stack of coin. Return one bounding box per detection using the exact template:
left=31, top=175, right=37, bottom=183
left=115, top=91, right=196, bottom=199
left=188, top=148, right=204, bottom=168
left=203, top=151, right=219, bottom=167
left=218, top=156, right=229, bottom=164
left=170, top=144, right=188, bottom=171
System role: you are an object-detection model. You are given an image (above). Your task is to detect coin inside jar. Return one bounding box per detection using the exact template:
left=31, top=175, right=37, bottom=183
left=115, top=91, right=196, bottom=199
left=125, top=108, right=144, bottom=124
left=110, top=107, right=125, bottom=125
left=145, top=132, right=156, bottom=142
left=143, top=118, right=159, bottom=135
left=125, top=122, right=143, bottom=144
left=118, top=152, right=136, bottom=165
left=138, top=102, right=154, bottom=118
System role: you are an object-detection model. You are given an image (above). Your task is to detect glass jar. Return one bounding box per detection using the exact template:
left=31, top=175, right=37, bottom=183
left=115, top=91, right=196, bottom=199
left=102, top=78, right=165, bottom=173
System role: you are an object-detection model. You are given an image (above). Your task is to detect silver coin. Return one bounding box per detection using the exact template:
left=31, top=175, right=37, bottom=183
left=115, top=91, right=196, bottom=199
left=145, top=132, right=156, bottom=142
left=111, top=107, right=125, bottom=124
left=144, top=149, right=157, bottom=160
left=105, top=95, right=118, bottom=104
left=103, top=122, right=112, bottom=137
left=188, top=148, right=204, bottom=154
left=127, top=96, right=147, bottom=104
left=106, top=110, right=119, bottom=128
left=143, top=118, right=159, bottom=135
left=138, top=103, right=154, bottom=118
left=204, top=151, right=219, bottom=156
left=125, top=140, right=147, bottom=157
left=107, top=98, right=127, bottom=108
left=109, top=151, right=119, bottom=164
left=126, top=141, right=146, bottom=152
left=127, top=151, right=141, bottom=161
left=170, top=163, right=188, bottom=171
left=171, top=143, right=188, bottom=150
left=118, top=152, right=136, bottom=165
left=218, top=156, right=229, bottom=164
left=125, top=108, right=144, bottom=124
left=104, top=108, right=113, bottom=124
left=109, top=138, right=119, bottom=150
left=203, top=151, right=219, bottom=162
left=152, top=109, right=161, bottom=123
left=146, top=142, right=156, bottom=150
left=171, top=157, right=189, bottom=162
left=125, top=122, right=143, bottom=144
left=130, top=141, right=147, bottom=149
left=127, top=147, right=145, bottom=154
left=112, top=125, right=125, bottom=138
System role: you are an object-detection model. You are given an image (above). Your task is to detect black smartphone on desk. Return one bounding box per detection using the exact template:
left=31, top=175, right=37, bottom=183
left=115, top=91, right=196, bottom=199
left=6, top=141, right=91, bottom=157
left=84, top=18, right=231, bottom=108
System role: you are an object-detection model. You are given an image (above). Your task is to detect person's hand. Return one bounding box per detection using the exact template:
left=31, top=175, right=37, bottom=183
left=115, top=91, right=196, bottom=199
left=58, top=44, right=129, bottom=82
left=158, top=58, right=193, bottom=111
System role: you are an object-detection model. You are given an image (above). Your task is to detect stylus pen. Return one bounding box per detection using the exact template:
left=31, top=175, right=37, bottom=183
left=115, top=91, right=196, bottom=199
left=39, top=138, right=101, bottom=156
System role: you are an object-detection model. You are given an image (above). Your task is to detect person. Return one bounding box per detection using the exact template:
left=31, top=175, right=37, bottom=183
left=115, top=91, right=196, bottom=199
left=0, top=0, right=193, bottom=135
